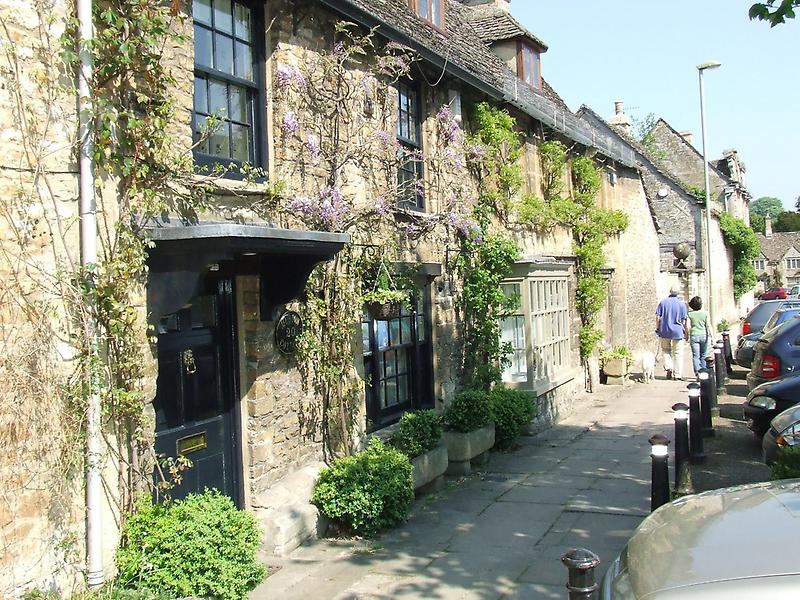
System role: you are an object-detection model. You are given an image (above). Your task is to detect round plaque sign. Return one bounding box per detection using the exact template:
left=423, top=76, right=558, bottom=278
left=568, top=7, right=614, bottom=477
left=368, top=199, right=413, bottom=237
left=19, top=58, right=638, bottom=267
left=275, top=310, right=303, bottom=354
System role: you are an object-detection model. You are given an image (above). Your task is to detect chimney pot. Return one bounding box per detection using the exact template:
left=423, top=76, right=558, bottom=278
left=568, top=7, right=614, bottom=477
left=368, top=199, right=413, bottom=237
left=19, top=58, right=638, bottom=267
left=766, top=215, right=773, bottom=238
left=614, top=101, right=624, bottom=115
left=679, top=130, right=694, bottom=146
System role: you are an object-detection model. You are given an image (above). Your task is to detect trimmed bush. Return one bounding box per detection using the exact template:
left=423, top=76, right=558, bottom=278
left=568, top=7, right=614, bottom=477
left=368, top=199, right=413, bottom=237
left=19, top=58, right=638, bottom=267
left=489, top=387, right=536, bottom=449
left=443, top=389, right=491, bottom=433
left=312, top=438, right=413, bottom=536
left=389, top=410, right=443, bottom=459
left=771, top=446, right=800, bottom=480
left=116, top=490, right=265, bottom=600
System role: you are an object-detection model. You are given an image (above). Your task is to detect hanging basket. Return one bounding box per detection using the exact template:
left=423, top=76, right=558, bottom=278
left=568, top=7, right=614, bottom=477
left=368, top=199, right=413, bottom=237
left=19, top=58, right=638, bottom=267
left=366, top=300, right=401, bottom=320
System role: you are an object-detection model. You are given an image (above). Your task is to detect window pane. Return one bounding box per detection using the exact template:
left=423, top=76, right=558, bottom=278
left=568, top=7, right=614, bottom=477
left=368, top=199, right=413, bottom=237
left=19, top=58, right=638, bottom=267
left=398, top=375, right=409, bottom=404
left=376, top=320, right=389, bottom=348
left=214, top=33, right=234, bottom=74
left=193, top=0, right=212, bottom=24
left=389, top=319, right=401, bottom=347
left=213, top=0, right=233, bottom=33
left=194, top=116, right=211, bottom=153
left=234, top=3, right=251, bottom=40
left=417, top=0, right=429, bottom=18
left=210, top=122, right=231, bottom=158
left=208, top=80, right=227, bottom=116
left=417, top=315, right=425, bottom=341
left=397, top=348, right=408, bottom=374
left=231, top=123, right=250, bottom=162
left=235, top=41, right=253, bottom=81
left=400, top=316, right=412, bottom=344
left=431, top=0, right=442, bottom=26
left=229, top=85, right=247, bottom=122
left=385, top=379, right=398, bottom=407
left=385, top=351, right=396, bottom=377
left=362, top=322, right=370, bottom=352
left=194, top=77, right=208, bottom=113
left=194, top=25, right=213, bottom=67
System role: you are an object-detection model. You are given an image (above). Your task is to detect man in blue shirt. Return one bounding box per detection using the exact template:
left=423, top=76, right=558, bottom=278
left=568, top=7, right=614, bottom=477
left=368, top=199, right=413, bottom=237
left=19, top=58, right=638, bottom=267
left=656, top=286, right=689, bottom=380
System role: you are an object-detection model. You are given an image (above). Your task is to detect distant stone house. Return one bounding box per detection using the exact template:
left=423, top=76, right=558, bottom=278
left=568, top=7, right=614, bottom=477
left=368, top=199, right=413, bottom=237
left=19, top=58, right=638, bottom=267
left=754, top=217, right=800, bottom=288
left=2, top=0, right=665, bottom=594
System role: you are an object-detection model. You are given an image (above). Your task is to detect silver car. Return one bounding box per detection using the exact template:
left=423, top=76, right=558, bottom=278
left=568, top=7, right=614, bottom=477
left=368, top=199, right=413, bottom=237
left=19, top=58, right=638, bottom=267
left=601, top=480, right=800, bottom=598
left=762, top=404, right=800, bottom=464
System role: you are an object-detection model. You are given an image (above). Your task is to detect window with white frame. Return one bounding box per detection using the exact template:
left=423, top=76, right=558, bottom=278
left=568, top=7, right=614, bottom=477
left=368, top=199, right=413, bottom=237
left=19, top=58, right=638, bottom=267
left=752, top=259, right=766, bottom=271
left=787, top=258, right=800, bottom=270
left=499, top=275, right=572, bottom=385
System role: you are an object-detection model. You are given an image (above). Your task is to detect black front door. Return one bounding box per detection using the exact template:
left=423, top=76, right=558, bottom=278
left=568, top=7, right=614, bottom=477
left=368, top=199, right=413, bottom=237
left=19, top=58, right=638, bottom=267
left=153, top=277, right=241, bottom=504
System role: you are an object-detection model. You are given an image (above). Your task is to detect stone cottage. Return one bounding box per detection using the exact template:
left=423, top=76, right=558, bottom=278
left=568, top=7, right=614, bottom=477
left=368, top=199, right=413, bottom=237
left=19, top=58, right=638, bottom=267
left=753, top=216, right=800, bottom=289
left=1, top=0, right=664, bottom=594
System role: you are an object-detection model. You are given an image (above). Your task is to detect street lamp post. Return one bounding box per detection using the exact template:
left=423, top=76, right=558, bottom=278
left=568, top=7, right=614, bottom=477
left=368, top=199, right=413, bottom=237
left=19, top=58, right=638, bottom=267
left=698, top=60, right=721, bottom=329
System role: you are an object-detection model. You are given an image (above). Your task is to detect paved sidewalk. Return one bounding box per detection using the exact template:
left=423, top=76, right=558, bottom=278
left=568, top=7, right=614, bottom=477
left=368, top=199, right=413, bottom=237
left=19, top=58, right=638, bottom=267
left=253, top=370, right=697, bottom=600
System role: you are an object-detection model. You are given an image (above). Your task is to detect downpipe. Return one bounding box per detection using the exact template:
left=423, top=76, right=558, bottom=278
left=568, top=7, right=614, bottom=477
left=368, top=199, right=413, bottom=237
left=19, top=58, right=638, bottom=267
left=78, top=0, right=104, bottom=588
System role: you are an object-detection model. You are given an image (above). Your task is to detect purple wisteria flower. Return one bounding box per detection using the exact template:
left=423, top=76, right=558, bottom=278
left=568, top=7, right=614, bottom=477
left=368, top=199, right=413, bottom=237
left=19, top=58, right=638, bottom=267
left=282, top=111, right=299, bottom=137
left=375, top=130, right=396, bottom=148
left=436, top=104, right=463, bottom=145
left=443, top=146, right=464, bottom=170
left=286, top=195, right=315, bottom=218
left=466, top=143, right=488, bottom=159
left=286, top=187, right=351, bottom=231
left=373, top=196, right=390, bottom=217
left=306, top=133, right=320, bottom=162
left=276, top=64, right=306, bottom=91
left=445, top=212, right=481, bottom=239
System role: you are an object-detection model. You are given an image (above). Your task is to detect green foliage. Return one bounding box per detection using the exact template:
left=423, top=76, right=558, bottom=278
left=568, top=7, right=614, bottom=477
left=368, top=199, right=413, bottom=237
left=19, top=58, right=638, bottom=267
left=750, top=196, right=784, bottom=218
left=443, top=389, right=492, bottom=433
left=67, top=585, right=174, bottom=600
left=719, top=213, right=761, bottom=298
left=771, top=445, right=800, bottom=479
left=717, top=319, right=731, bottom=333
left=488, top=387, right=535, bottom=449
left=389, top=410, right=443, bottom=459
left=312, top=438, right=413, bottom=536
left=750, top=0, right=798, bottom=26
left=116, top=490, right=265, bottom=600
left=750, top=212, right=766, bottom=234
left=688, top=186, right=707, bottom=202
left=774, top=210, right=800, bottom=232
left=600, top=345, right=633, bottom=368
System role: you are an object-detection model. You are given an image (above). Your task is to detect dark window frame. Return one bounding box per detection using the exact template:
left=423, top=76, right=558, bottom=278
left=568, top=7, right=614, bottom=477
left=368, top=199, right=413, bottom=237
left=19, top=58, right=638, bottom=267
left=396, top=80, right=425, bottom=211
left=192, top=0, right=267, bottom=177
left=407, top=0, right=445, bottom=30
left=516, top=41, right=542, bottom=91
left=362, top=286, right=433, bottom=432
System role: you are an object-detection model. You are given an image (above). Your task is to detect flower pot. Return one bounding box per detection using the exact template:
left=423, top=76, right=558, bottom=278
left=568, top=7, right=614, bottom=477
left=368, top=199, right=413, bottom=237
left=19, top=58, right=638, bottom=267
left=603, top=357, right=628, bottom=385
left=366, top=301, right=401, bottom=320
left=411, top=444, right=448, bottom=493
left=442, top=423, right=495, bottom=475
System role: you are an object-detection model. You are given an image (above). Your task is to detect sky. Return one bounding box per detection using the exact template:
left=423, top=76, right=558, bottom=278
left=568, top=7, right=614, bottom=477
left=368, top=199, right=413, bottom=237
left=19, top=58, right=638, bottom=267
left=512, top=1, right=800, bottom=210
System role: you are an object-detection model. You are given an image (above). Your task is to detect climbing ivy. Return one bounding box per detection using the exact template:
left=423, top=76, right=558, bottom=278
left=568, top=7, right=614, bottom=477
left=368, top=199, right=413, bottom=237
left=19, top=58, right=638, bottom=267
left=719, top=212, right=760, bottom=298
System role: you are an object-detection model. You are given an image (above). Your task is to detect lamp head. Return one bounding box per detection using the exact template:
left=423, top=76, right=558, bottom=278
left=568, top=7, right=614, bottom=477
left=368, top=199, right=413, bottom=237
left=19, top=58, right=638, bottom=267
left=697, top=60, right=722, bottom=71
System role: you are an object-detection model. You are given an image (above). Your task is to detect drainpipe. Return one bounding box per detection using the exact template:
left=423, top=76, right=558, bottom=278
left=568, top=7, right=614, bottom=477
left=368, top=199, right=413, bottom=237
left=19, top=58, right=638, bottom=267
left=78, top=0, right=104, bottom=588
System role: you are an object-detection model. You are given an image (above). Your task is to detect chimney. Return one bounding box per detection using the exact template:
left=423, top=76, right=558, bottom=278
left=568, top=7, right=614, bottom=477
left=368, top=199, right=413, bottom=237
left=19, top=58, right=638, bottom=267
left=766, top=215, right=773, bottom=238
left=608, top=100, right=632, bottom=134
left=679, top=131, right=694, bottom=146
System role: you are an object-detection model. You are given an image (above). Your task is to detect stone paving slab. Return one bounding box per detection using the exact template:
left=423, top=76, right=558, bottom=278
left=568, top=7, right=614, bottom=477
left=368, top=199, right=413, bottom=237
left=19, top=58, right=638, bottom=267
left=253, top=371, right=695, bottom=600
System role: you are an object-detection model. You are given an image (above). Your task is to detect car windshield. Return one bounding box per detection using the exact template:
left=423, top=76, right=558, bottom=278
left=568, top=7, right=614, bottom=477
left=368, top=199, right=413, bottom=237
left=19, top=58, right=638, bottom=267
left=750, top=301, right=800, bottom=332
left=764, top=309, right=800, bottom=332
left=761, top=316, right=800, bottom=342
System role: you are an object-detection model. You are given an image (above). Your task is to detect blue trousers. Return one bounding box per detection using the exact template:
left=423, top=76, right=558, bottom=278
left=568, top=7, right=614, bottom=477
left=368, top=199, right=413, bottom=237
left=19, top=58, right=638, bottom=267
left=690, top=334, right=709, bottom=375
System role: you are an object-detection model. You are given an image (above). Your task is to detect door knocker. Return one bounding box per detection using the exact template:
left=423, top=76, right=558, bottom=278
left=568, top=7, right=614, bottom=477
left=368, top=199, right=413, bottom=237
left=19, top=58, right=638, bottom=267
left=182, top=349, right=197, bottom=374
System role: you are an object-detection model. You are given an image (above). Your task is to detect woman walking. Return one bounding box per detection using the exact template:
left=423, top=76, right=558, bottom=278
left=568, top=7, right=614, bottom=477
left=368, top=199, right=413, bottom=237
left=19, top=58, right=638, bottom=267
left=687, top=296, right=713, bottom=376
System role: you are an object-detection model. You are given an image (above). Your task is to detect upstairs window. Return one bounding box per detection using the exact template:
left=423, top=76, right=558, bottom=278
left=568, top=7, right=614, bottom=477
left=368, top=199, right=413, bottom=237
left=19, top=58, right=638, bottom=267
left=408, top=0, right=444, bottom=29
left=517, top=42, right=541, bottom=90
left=396, top=81, right=424, bottom=210
left=787, top=258, right=800, bottom=270
left=193, top=0, right=264, bottom=171
left=753, top=259, right=766, bottom=271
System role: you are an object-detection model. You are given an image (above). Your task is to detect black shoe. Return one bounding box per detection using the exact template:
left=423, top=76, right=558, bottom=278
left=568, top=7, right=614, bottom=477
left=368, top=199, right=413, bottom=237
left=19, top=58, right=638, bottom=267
left=666, top=370, right=673, bottom=380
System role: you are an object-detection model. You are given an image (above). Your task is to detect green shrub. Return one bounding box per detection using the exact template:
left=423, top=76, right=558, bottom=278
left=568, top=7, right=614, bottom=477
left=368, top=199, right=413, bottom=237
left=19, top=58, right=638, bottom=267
left=116, top=490, right=265, bottom=600
left=312, top=438, right=413, bottom=536
left=70, top=586, right=174, bottom=600
left=389, top=410, right=443, bottom=459
left=443, top=389, right=491, bottom=433
left=771, top=446, right=800, bottom=480
left=489, top=387, right=536, bottom=449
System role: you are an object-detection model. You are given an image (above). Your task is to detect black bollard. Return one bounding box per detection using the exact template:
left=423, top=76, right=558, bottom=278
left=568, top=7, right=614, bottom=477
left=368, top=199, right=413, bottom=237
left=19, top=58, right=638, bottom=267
left=561, top=548, right=601, bottom=600
left=703, top=356, right=719, bottom=413
left=687, top=383, right=706, bottom=463
left=671, top=403, right=693, bottom=494
left=697, top=369, right=715, bottom=437
left=713, top=343, right=726, bottom=390
left=722, top=331, right=733, bottom=375
left=649, top=434, right=670, bottom=511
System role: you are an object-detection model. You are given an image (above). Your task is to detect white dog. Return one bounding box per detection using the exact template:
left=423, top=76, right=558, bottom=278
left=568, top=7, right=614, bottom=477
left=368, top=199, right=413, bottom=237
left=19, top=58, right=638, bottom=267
left=640, top=351, right=656, bottom=384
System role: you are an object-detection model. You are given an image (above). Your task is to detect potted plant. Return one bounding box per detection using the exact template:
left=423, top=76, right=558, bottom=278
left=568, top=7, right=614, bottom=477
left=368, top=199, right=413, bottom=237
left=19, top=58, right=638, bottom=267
left=442, top=389, right=495, bottom=475
left=389, top=410, right=448, bottom=494
left=362, top=259, right=409, bottom=320
left=600, top=345, right=633, bottom=384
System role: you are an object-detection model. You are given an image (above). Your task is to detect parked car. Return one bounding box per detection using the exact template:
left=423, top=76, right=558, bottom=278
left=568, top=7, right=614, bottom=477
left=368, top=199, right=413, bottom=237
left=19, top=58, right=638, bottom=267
left=740, top=299, right=800, bottom=336
left=760, top=287, right=788, bottom=300
left=600, top=480, right=800, bottom=599
left=762, top=403, right=800, bottom=464
left=736, top=307, right=800, bottom=369
left=791, top=284, right=800, bottom=299
left=744, top=373, right=800, bottom=437
left=747, top=317, right=800, bottom=391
